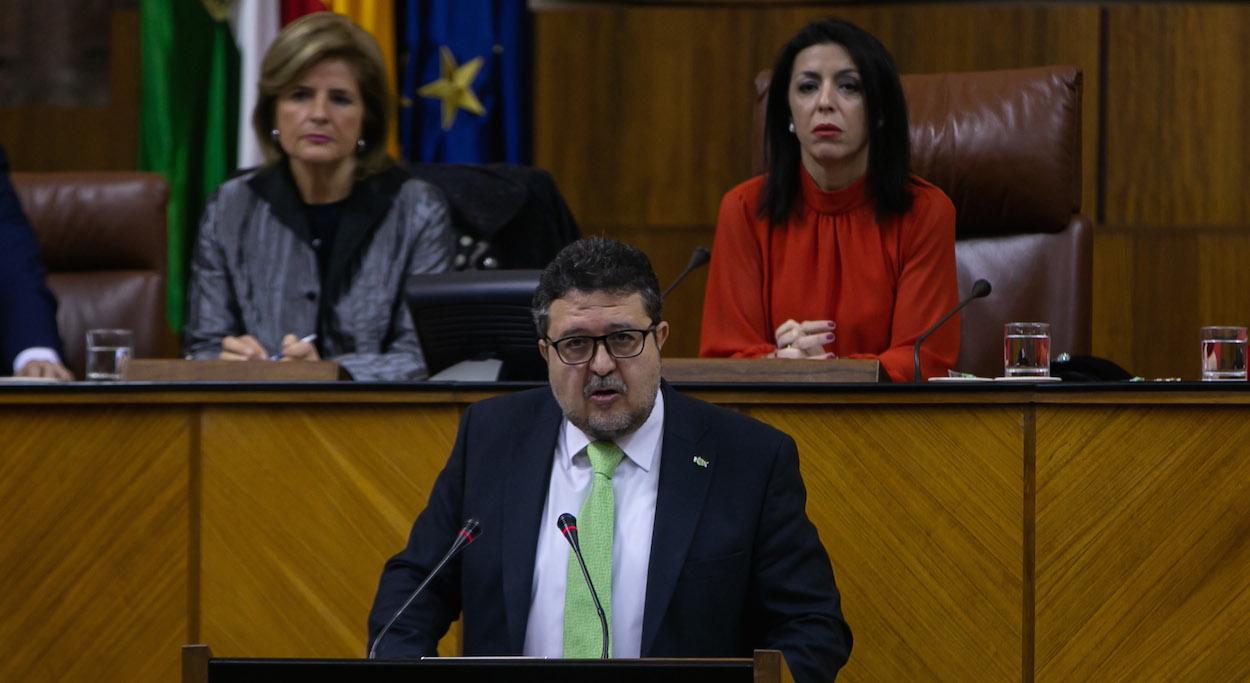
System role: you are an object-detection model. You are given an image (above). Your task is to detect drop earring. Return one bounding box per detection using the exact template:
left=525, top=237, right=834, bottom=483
left=271, top=129, right=280, bottom=141
left=787, top=121, right=795, bottom=134
left=356, top=139, right=366, bottom=151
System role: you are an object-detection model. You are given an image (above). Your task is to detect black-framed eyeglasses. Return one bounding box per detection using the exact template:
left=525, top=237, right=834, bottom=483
left=543, top=326, right=657, bottom=365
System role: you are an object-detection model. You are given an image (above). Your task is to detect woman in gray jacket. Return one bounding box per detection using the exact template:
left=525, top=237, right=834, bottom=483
left=184, top=12, right=453, bottom=381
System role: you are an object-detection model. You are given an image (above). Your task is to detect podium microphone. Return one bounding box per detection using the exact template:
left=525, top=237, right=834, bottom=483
left=913, top=278, right=992, bottom=383
left=660, top=246, right=711, bottom=300
left=368, top=518, right=481, bottom=659
left=557, top=512, right=610, bottom=659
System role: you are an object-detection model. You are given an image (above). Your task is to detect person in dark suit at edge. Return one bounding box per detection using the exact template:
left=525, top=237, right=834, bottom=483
left=0, top=146, right=72, bottom=380
left=369, top=237, right=851, bottom=681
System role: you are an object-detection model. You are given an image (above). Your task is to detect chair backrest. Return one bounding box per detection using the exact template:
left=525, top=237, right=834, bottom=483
left=751, top=65, right=1092, bottom=377
left=11, top=172, right=169, bottom=378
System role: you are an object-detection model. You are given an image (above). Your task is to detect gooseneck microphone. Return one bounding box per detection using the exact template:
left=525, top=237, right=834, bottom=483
left=660, top=246, right=711, bottom=300
left=913, top=278, right=992, bottom=384
left=557, top=512, right=610, bottom=659
left=368, top=518, right=482, bottom=659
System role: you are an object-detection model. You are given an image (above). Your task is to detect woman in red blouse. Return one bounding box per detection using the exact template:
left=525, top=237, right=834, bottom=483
left=699, top=18, right=959, bottom=382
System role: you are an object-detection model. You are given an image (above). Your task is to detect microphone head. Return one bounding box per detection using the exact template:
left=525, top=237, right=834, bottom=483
left=971, top=279, right=992, bottom=298
left=556, top=513, right=579, bottom=543
left=460, top=518, right=482, bottom=544
left=691, top=246, right=711, bottom=267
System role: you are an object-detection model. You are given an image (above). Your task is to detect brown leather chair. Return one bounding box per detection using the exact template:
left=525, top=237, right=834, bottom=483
left=752, top=65, right=1092, bottom=378
left=11, top=172, right=169, bottom=378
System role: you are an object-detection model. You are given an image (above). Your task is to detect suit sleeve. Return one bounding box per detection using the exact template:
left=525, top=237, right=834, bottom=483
left=750, top=434, right=853, bottom=681
left=0, top=150, right=63, bottom=372
left=334, top=182, right=454, bottom=381
left=367, top=401, right=473, bottom=657
left=847, top=189, right=960, bottom=381
left=699, top=187, right=777, bottom=358
left=183, top=190, right=245, bottom=359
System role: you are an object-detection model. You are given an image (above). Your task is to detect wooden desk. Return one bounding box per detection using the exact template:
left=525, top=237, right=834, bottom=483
left=1, top=382, right=1248, bottom=682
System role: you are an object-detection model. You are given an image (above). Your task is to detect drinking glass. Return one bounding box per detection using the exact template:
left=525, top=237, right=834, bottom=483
left=1200, top=326, right=1247, bottom=381
left=85, top=328, right=133, bottom=380
left=1003, top=322, right=1051, bottom=378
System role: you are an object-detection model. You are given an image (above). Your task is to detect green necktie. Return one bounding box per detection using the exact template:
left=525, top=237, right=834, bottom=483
left=563, top=440, right=624, bottom=658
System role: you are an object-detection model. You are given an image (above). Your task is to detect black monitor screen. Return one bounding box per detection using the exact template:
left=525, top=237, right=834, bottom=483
left=405, top=270, right=546, bottom=381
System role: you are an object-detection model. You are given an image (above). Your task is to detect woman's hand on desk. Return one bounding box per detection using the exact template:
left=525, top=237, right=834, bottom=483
left=769, top=319, right=837, bottom=359
left=276, top=333, right=320, bottom=362
left=220, top=335, right=269, bottom=361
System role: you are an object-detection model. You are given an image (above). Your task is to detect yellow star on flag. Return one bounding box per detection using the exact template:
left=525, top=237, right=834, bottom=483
left=418, top=46, right=486, bottom=131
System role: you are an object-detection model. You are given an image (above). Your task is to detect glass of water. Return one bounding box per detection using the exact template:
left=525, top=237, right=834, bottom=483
left=85, top=328, right=133, bottom=380
left=1200, top=326, right=1247, bottom=381
left=1003, top=322, right=1051, bottom=377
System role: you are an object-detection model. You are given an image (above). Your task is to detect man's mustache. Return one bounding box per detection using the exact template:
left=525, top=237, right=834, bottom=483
left=582, top=374, right=627, bottom=398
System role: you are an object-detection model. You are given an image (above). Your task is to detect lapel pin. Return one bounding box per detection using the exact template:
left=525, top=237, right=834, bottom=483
left=692, top=456, right=709, bottom=468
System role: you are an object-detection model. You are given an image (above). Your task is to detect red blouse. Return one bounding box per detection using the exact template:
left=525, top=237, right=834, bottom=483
left=698, top=168, right=960, bottom=382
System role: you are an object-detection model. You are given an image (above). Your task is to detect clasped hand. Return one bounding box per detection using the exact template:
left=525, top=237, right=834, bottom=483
left=220, top=334, right=320, bottom=362
left=769, top=319, right=836, bottom=359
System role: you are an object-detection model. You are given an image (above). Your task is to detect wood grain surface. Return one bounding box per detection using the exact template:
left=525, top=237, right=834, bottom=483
left=1035, top=404, right=1250, bottom=681
left=198, top=405, right=462, bottom=658
left=5, top=387, right=1250, bottom=680
left=749, top=404, right=1026, bottom=681
left=0, top=406, right=189, bottom=682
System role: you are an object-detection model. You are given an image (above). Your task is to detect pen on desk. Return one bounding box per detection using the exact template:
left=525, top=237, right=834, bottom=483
left=270, top=333, right=317, bottom=361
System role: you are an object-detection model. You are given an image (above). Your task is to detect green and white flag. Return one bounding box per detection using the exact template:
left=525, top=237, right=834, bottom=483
left=138, top=0, right=239, bottom=331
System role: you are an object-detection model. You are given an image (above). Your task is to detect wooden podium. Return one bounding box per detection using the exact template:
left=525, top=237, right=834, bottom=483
left=182, top=645, right=794, bottom=683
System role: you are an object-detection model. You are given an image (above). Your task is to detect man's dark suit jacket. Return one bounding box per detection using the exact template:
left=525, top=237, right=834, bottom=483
left=0, top=146, right=62, bottom=373
left=369, top=381, right=852, bottom=682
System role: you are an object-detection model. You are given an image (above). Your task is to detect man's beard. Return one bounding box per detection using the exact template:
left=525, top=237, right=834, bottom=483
left=558, top=373, right=657, bottom=441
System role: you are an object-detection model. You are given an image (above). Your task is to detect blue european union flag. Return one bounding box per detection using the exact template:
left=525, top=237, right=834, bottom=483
left=399, top=0, right=528, bottom=164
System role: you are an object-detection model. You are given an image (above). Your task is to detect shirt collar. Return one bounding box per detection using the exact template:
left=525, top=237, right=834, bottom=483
left=799, top=162, right=872, bottom=215
left=561, top=387, right=665, bottom=472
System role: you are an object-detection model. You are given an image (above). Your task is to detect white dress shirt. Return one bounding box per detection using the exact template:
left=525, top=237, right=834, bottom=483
left=522, top=389, right=664, bottom=658
left=13, top=346, right=61, bottom=374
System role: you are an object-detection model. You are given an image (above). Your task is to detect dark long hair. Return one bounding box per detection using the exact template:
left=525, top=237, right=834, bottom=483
left=760, top=18, right=912, bottom=224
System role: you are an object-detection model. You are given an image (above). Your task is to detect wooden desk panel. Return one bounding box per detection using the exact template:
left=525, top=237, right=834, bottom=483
left=1035, top=405, right=1250, bottom=681
left=0, top=406, right=188, bottom=682
left=199, top=405, right=461, bottom=658
left=4, top=386, right=1250, bottom=682
left=750, top=405, right=1025, bottom=681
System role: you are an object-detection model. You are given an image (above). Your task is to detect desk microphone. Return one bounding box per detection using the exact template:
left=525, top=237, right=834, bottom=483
left=368, top=518, right=481, bottom=659
left=557, top=512, right=610, bottom=659
left=660, top=246, right=711, bottom=300
left=913, top=278, right=992, bottom=383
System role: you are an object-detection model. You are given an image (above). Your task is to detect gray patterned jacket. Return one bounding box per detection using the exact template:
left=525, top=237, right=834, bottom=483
left=184, top=164, right=454, bottom=380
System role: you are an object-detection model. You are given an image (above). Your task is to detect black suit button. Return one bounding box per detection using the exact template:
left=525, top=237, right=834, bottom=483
left=305, top=291, right=317, bottom=301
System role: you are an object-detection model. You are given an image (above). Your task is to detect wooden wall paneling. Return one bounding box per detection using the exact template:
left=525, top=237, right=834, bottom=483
left=0, top=406, right=189, bottom=682
left=534, top=8, right=767, bottom=230
left=1035, top=405, right=1250, bottom=681
left=1103, top=5, right=1250, bottom=228
left=745, top=404, right=1025, bottom=682
left=198, top=405, right=463, bottom=658
left=1101, top=5, right=1250, bottom=381
left=1132, top=231, right=1200, bottom=379
left=0, top=9, right=139, bottom=171
left=1197, top=231, right=1250, bottom=331
left=1090, top=230, right=1135, bottom=374
left=622, top=225, right=715, bottom=357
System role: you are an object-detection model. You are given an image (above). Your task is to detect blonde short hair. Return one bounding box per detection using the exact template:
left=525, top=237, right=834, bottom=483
left=252, top=12, right=392, bottom=176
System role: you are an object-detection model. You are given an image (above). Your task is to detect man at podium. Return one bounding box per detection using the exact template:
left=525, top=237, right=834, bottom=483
left=369, top=238, right=851, bottom=682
